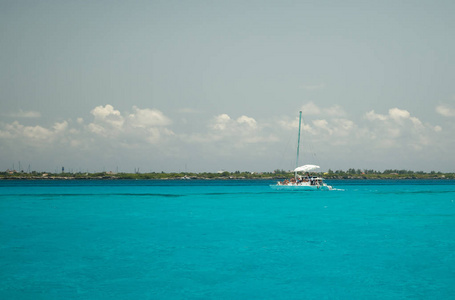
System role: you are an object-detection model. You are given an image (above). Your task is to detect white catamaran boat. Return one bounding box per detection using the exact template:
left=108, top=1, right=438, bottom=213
left=270, top=111, right=333, bottom=191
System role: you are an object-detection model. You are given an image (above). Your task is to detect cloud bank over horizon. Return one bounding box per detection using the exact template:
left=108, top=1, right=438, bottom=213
left=2, top=1, right=454, bottom=173
left=1, top=102, right=453, bottom=173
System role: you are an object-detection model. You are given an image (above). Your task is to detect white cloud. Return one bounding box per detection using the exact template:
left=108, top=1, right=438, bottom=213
left=275, top=107, right=445, bottom=163
left=144, top=128, right=162, bottom=144
left=365, top=108, right=423, bottom=128
left=141, top=127, right=175, bottom=145
left=53, top=121, right=68, bottom=133
left=4, top=109, right=41, bottom=118
left=389, top=107, right=410, bottom=120
left=278, top=116, right=313, bottom=133
left=0, top=104, right=175, bottom=151
left=0, top=120, right=68, bottom=143
left=332, top=118, right=355, bottom=137
left=436, top=104, right=455, bottom=117
left=202, top=113, right=276, bottom=148
left=325, top=105, right=346, bottom=117
left=91, top=104, right=121, bottom=119
left=0, top=104, right=451, bottom=172
left=22, top=125, right=53, bottom=140
left=211, top=114, right=232, bottom=131
left=362, top=107, right=442, bottom=151
left=90, top=104, right=124, bottom=131
left=301, top=102, right=346, bottom=117
left=87, top=123, right=107, bottom=136
left=236, top=115, right=257, bottom=129
left=86, top=105, right=173, bottom=143
left=300, top=102, right=321, bottom=115
left=211, top=114, right=258, bottom=133
left=312, top=119, right=332, bottom=135
left=128, top=106, right=172, bottom=128
left=365, top=110, right=387, bottom=121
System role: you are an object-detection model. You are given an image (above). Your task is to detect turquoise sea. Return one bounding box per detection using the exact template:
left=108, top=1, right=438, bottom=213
left=1, top=179, right=455, bottom=299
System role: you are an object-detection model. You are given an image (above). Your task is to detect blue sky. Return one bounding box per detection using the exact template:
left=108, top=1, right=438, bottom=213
left=1, top=0, right=454, bottom=172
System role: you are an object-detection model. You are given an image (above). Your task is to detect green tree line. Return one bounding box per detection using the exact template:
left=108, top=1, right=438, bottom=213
left=1, top=169, right=454, bottom=180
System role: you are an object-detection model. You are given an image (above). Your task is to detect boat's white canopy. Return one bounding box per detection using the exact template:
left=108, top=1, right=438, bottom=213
left=294, top=164, right=320, bottom=172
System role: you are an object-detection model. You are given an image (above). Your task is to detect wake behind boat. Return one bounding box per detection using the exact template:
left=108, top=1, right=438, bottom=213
left=270, top=111, right=333, bottom=191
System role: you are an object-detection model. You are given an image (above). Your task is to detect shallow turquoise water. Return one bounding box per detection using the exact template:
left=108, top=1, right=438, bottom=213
left=1, top=180, right=454, bottom=299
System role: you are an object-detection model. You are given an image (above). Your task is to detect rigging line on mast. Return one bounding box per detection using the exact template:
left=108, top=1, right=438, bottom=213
left=296, top=111, right=302, bottom=169
left=277, top=115, right=299, bottom=171
left=300, top=114, right=321, bottom=167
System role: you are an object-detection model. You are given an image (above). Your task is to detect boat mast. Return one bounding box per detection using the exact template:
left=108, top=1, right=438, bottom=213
left=295, top=111, right=302, bottom=179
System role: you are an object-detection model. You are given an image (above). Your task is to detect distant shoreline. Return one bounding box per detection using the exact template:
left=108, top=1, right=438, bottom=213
left=1, top=175, right=454, bottom=181
left=1, top=170, right=454, bottom=181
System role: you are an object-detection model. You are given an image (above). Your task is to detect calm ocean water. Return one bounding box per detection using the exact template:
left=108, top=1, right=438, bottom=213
left=1, top=179, right=454, bottom=299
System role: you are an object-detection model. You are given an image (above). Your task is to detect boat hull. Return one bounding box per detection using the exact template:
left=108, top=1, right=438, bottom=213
left=270, top=184, right=332, bottom=191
